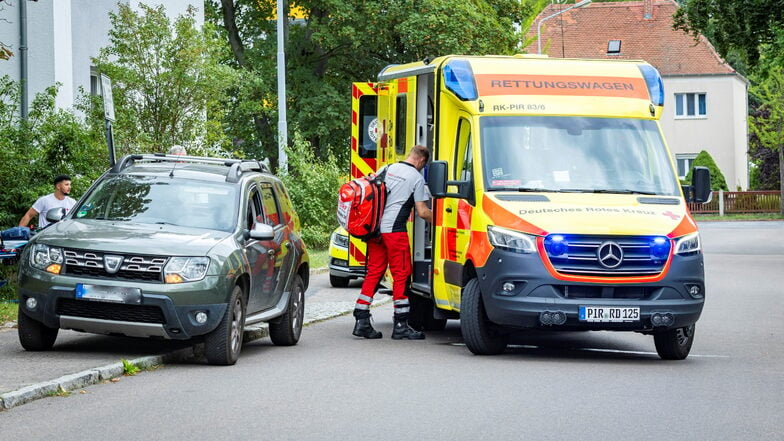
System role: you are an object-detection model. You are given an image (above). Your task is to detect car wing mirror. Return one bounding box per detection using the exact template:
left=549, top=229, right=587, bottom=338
left=249, top=222, right=274, bottom=240
left=45, top=207, right=67, bottom=224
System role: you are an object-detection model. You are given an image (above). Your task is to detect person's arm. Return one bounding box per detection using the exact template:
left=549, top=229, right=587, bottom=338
left=415, top=201, right=432, bottom=224
left=19, top=207, right=38, bottom=227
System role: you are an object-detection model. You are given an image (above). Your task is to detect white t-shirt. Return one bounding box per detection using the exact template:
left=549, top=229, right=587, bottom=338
left=32, top=193, right=76, bottom=228
left=380, top=162, right=428, bottom=233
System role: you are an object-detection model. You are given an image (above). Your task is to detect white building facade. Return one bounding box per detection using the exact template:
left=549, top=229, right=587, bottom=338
left=0, top=0, right=203, bottom=112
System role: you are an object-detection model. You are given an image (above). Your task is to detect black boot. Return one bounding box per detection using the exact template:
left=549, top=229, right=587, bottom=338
left=392, top=316, right=425, bottom=340
left=352, top=310, right=382, bottom=339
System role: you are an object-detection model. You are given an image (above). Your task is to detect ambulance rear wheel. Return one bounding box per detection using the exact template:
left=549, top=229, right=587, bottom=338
left=329, top=275, right=350, bottom=288
left=460, top=278, right=507, bottom=355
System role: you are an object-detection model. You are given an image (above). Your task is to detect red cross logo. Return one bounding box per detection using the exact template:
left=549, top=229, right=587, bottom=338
left=662, top=211, right=679, bottom=220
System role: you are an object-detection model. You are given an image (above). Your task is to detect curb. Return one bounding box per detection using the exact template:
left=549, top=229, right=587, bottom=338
left=0, top=294, right=388, bottom=412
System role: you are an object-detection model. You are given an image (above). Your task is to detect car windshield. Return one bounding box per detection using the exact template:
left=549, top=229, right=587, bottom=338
left=480, top=116, right=680, bottom=196
left=73, top=175, right=238, bottom=232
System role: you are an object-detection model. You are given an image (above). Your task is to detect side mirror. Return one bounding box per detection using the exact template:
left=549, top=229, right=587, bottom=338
left=427, top=161, right=448, bottom=198
left=691, top=166, right=712, bottom=203
left=249, top=222, right=274, bottom=240
left=45, top=207, right=66, bottom=223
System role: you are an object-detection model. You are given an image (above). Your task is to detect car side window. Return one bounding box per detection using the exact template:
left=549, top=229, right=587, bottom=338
left=273, top=182, right=294, bottom=225
left=246, top=186, right=263, bottom=230
left=260, top=184, right=281, bottom=226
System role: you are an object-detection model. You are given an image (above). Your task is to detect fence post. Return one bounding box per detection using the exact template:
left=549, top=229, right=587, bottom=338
left=718, top=189, right=724, bottom=216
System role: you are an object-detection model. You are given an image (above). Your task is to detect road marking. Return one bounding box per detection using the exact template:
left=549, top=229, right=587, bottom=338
left=450, top=343, right=730, bottom=358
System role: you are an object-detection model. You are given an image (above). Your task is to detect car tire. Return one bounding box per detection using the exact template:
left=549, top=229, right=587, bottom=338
left=269, top=275, right=305, bottom=346
left=17, top=307, right=58, bottom=351
left=205, top=285, right=246, bottom=365
left=329, top=274, right=350, bottom=288
left=408, top=294, right=447, bottom=331
left=654, top=324, right=695, bottom=360
left=460, top=278, right=507, bottom=355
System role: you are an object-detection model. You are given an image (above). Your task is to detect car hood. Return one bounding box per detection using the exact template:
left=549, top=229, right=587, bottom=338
left=33, top=219, right=232, bottom=256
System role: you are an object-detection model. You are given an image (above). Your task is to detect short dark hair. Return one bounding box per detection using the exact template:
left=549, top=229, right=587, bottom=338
left=410, top=145, right=430, bottom=162
left=54, top=175, right=71, bottom=186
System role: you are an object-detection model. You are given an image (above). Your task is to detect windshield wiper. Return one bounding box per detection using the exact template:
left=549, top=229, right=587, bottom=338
left=516, top=187, right=561, bottom=193
left=587, top=189, right=658, bottom=195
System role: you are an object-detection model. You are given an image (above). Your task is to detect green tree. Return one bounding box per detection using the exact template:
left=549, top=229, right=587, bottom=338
left=0, top=76, right=106, bottom=227
left=94, top=3, right=236, bottom=156
left=211, top=0, right=536, bottom=167
left=685, top=150, right=728, bottom=191
left=749, top=67, right=784, bottom=213
left=673, top=0, right=784, bottom=70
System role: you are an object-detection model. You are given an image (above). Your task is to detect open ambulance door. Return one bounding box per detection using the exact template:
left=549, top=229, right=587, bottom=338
left=347, top=82, right=378, bottom=268
left=411, top=72, right=435, bottom=291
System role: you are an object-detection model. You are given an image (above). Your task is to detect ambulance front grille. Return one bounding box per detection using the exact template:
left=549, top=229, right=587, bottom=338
left=545, top=235, right=669, bottom=277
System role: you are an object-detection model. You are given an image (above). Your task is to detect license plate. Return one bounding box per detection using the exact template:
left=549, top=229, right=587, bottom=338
left=75, top=284, right=142, bottom=304
left=579, top=306, right=639, bottom=323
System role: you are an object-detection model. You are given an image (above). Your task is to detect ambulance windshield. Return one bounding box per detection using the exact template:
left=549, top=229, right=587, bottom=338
left=480, top=116, right=680, bottom=196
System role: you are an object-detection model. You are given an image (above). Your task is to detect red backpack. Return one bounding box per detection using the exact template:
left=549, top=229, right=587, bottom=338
left=336, top=167, right=388, bottom=240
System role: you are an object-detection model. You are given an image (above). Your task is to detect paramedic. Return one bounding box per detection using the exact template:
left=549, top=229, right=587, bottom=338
left=19, top=175, right=77, bottom=229
left=352, top=145, right=433, bottom=340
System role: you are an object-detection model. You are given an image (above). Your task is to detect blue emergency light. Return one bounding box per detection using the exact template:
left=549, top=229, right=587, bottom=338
left=638, top=64, right=664, bottom=107
left=443, top=59, right=478, bottom=101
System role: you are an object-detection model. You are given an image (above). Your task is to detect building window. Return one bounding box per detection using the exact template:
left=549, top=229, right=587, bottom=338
left=90, top=66, right=101, bottom=96
left=675, top=93, right=707, bottom=118
left=676, top=153, right=698, bottom=179
left=607, top=40, right=621, bottom=54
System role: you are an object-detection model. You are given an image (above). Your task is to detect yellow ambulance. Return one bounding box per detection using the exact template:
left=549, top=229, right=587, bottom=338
left=329, top=54, right=711, bottom=359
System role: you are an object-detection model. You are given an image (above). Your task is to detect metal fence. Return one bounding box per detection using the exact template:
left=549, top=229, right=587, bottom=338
left=688, top=190, right=781, bottom=215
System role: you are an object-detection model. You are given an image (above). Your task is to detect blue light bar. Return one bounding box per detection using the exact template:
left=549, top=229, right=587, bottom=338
left=443, top=59, right=478, bottom=101
left=638, top=64, right=664, bottom=107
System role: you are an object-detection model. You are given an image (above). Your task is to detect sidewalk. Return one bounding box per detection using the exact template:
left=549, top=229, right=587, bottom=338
left=0, top=282, right=388, bottom=411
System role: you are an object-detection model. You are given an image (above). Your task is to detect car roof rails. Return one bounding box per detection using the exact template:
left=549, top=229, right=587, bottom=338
left=111, top=154, right=271, bottom=181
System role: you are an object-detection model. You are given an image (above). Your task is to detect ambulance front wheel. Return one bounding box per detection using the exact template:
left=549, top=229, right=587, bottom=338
left=460, top=278, right=508, bottom=355
left=653, top=324, right=695, bottom=360
left=329, top=274, right=351, bottom=288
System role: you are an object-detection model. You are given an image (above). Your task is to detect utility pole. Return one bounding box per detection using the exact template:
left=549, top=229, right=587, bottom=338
left=276, top=0, right=288, bottom=172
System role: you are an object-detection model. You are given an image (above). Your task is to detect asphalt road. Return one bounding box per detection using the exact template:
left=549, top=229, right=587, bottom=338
left=1, top=222, right=782, bottom=440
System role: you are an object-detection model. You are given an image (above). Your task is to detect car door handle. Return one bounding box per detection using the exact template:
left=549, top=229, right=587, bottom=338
left=267, top=249, right=276, bottom=256
left=445, top=207, right=453, bottom=213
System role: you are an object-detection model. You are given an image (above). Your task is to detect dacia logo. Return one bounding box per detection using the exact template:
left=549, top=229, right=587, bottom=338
left=597, top=242, right=623, bottom=269
left=103, top=255, right=124, bottom=274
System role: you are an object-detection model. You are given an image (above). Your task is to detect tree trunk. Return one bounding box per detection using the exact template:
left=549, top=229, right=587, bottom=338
left=220, top=0, right=247, bottom=69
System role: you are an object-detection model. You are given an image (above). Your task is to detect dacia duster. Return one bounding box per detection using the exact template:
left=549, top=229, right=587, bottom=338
left=17, top=154, right=309, bottom=365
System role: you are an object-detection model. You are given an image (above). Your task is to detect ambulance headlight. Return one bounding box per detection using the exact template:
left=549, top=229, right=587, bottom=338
left=487, top=226, right=537, bottom=254
left=331, top=231, right=349, bottom=248
left=674, top=233, right=701, bottom=256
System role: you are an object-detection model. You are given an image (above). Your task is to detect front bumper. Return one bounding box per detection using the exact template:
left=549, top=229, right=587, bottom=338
left=18, top=266, right=233, bottom=340
left=476, top=249, right=705, bottom=332
left=328, top=257, right=366, bottom=279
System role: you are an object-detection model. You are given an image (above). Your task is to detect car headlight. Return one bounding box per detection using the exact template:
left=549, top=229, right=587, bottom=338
left=164, top=257, right=210, bottom=283
left=674, top=232, right=701, bottom=255
left=331, top=232, right=349, bottom=248
left=30, top=243, right=64, bottom=274
left=487, top=226, right=538, bottom=254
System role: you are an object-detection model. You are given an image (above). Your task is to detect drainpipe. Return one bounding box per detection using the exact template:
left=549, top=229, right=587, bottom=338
left=19, top=0, right=29, bottom=120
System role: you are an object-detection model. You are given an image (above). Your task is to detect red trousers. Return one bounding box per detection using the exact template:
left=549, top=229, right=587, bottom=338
left=355, top=232, right=411, bottom=316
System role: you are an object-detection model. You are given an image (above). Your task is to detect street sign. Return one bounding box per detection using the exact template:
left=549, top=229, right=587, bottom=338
left=100, top=73, right=115, bottom=122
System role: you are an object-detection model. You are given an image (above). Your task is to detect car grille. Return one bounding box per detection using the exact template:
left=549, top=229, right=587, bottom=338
left=56, top=298, right=166, bottom=324
left=62, top=249, right=167, bottom=283
left=545, top=235, right=670, bottom=277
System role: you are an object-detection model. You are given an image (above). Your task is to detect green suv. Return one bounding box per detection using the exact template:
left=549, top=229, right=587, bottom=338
left=17, top=154, right=309, bottom=365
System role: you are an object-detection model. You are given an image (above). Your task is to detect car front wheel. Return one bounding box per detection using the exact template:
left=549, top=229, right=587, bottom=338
left=329, top=274, right=350, bottom=288
left=460, top=278, right=507, bottom=355
left=204, top=285, right=246, bottom=365
left=18, top=307, right=58, bottom=351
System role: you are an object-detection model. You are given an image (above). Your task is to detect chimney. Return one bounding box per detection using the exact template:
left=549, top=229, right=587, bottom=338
left=644, top=0, right=653, bottom=19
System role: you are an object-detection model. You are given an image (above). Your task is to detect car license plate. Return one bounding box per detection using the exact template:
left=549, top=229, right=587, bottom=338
left=75, top=284, right=141, bottom=304
left=579, top=306, right=639, bottom=322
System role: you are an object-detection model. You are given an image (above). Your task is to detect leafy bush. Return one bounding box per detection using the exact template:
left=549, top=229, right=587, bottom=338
left=279, top=133, right=345, bottom=249
left=685, top=150, right=729, bottom=191
left=0, top=76, right=107, bottom=228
